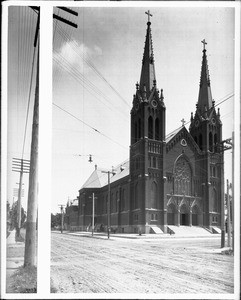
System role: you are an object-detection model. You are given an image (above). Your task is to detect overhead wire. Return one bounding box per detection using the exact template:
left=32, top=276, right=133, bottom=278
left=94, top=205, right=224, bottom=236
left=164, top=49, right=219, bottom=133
left=53, top=52, right=128, bottom=121
left=52, top=9, right=233, bottom=187
left=16, top=7, right=21, bottom=155
left=53, top=102, right=128, bottom=151
left=53, top=51, right=129, bottom=121
left=52, top=22, right=131, bottom=125
left=21, top=11, right=39, bottom=159
left=54, top=20, right=131, bottom=109
left=166, top=93, right=234, bottom=137
left=53, top=90, right=233, bottom=165
left=22, top=8, right=35, bottom=109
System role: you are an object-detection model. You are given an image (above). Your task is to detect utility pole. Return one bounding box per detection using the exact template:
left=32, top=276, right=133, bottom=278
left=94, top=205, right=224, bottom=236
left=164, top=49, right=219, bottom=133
left=59, top=205, right=64, bottom=233
left=101, top=169, right=115, bottom=238
left=92, top=193, right=95, bottom=236
left=23, top=6, right=78, bottom=267
left=231, top=131, right=234, bottom=253
left=89, top=193, right=97, bottom=236
left=12, top=158, right=30, bottom=238
left=219, top=138, right=232, bottom=248
left=227, top=179, right=232, bottom=247
left=24, top=48, right=39, bottom=267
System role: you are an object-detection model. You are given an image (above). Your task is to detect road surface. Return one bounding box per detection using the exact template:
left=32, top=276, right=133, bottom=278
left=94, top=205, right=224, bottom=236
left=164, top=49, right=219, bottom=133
left=51, top=232, right=234, bottom=294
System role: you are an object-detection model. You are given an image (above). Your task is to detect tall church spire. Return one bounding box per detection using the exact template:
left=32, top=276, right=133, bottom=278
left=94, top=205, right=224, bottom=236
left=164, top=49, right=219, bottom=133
left=197, top=39, right=212, bottom=115
left=139, top=11, right=156, bottom=95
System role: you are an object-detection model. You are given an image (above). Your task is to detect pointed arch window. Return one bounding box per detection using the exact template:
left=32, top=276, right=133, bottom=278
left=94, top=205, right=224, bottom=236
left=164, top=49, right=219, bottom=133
left=212, top=188, right=218, bottom=212
left=214, top=133, right=217, bottom=152
left=153, top=157, right=157, bottom=168
left=121, top=189, right=125, bottom=211
left=116, top=191, right=119, bottom=213
left=155, top=118, right=159, bottom=140
left=199, top=134, right=203, bottom=150
left=150, top=181, right=157, bottom=208
left=138, top=118, right=141, bottom=139
left=134, top=183, right=139, bottom=209
left=134, top=122, right=138, bottom=143
left=106, top=195, right=108, bottom=214
left=148, top=116, right=153, bottom=139
left=209, top=132, right=213, bottom=152
left=111, top=193, right=113, bottom=213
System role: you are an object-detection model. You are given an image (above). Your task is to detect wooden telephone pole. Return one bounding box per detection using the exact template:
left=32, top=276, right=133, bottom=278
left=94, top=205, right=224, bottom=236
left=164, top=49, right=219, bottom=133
left=219, top=137, right=233, bottom=249
left=226, top=179, right=232, bottom=247
left=101, top=169, right=116, bottom=238
left=12, top=158, right=30, bottom=237
left=89, top=193, right=97, bottom=236
left=24, top=47, right=39, bottom=267
left=58, top=205, right=65, bottom=233
left=24, top=6, right=78, bottom=267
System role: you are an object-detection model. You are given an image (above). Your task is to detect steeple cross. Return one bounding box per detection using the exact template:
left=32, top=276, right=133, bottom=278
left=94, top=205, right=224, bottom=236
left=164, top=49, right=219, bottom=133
left=181, top=118, right=186, bottom=126
left=145, top=10, right=153, bottom=23
left=201, top=39, right=207, bottom=50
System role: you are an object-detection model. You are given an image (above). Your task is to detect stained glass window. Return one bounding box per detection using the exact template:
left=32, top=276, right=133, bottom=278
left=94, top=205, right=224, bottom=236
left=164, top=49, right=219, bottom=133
left=174, top=157, right=192, bottom=195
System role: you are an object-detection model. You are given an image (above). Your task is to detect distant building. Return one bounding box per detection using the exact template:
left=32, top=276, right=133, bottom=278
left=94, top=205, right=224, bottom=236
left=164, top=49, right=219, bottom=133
left=67, top=13, right=224, bottom=234
left=64, top=199, right=78, bottom=229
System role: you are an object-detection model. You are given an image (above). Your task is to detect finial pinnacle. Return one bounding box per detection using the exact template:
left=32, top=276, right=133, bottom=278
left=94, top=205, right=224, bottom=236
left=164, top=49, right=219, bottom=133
left=201, top=39, right=207, bottom=51
left=181, top=118, right=186, bottom=127
left=160, top=89, right=164, bottom=101
left=145, top=10, right=153, bottom=24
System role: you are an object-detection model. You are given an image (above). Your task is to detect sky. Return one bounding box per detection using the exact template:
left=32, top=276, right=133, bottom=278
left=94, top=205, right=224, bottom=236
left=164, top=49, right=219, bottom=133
left=6, top=3, right=236, bottom=214
left=7, top=6, right=38, bottom=212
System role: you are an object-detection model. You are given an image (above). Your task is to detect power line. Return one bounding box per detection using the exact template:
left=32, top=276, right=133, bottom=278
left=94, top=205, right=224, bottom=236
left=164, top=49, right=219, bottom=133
left=53, top=21, right=131, bottom=109
left=167, top=93, right=234, bottom=137
left=53, top=52, right=129, bottom=121
left=53, top=91, right=233, bottom=159
left=53, top=102, right=128, bottom=150
left=21, top=35, right=38, bottom=159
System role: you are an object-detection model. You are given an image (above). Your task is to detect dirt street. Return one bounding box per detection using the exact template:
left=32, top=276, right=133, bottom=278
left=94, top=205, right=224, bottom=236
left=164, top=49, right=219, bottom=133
left=51, top=232, right=234, bottom=294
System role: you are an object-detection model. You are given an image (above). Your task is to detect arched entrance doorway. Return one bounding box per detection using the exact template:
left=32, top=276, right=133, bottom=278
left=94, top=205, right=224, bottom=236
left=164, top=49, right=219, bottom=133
left=180, top=204, right=189, bottom=226
left=167, top=203, right=176, bottom=225
left=192, top=205, right=199, bottom=226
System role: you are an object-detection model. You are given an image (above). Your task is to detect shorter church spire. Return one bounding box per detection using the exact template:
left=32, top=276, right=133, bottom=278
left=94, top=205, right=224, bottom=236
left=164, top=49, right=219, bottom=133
left=197, top=39, right=212, bottom=116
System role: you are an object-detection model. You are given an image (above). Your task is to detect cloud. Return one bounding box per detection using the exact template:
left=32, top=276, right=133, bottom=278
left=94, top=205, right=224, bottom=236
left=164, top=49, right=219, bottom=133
left=93, top=45, right=102, bottom=56
left=53, top=40, right=102, bottom=71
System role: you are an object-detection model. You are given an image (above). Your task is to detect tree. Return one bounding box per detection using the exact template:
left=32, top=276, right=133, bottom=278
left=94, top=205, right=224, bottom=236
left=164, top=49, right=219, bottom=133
left=9, top=201, right=26, bottom=231
left=51, top=213, right=61, bottom=229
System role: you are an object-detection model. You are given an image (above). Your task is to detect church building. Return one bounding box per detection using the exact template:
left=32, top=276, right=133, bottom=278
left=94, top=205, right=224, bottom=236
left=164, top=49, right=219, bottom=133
left=66, top=12, right=224, bottom=234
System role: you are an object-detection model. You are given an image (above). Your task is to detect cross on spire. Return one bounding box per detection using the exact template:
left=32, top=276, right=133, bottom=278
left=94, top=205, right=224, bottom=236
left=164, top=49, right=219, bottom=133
left=145, top=10, right=153, bottom=23
left=181, top=118, right=186, bottom=126
left=201, top=39, right=207, bottom=50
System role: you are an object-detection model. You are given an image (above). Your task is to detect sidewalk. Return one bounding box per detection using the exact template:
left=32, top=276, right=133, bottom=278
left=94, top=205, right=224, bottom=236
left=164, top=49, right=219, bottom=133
left=52, top=230, right=232, bottom=255
left=6, top=230, right=25, bottom=278
left=52, top=229, right=221, bottom=240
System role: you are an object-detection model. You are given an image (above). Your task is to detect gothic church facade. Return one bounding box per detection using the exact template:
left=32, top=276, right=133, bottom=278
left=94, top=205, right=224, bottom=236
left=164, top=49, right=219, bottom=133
left=66, top=15, right=224, bottom=234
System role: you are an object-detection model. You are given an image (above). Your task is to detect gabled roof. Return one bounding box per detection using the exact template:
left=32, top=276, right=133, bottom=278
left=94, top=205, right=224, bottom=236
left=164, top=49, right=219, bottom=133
left=81, top=169, right=108, bottom=189
left=165, top=126, right=183, bottom=144
left=81, top=160, right=130, bottom=190
left=110, top=159, right=129, bottom=184
left=165, top=125, right=202, bottom=155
